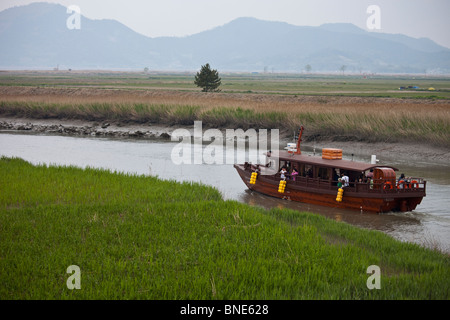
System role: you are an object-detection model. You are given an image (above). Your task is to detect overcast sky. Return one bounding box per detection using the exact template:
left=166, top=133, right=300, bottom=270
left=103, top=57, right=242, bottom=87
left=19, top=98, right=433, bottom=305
left=2, top=0, right=450, bottom=49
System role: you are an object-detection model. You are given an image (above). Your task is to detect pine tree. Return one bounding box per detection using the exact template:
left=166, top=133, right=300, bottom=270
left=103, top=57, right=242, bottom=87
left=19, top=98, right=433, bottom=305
left=194, top=63, right=221, bottom=92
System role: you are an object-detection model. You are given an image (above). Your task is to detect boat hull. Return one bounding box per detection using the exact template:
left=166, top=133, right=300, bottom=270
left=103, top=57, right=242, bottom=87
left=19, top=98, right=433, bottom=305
left=235, top=164, right=424, bottom=213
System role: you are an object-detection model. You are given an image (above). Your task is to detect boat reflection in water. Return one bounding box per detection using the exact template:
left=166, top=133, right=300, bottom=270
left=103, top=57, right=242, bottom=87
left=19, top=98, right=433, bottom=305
left=239, top=188, right=422, bottom=232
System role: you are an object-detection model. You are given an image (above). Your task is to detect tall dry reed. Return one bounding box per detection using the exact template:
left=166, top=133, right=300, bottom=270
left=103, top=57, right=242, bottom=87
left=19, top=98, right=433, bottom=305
left=1, top=87, right=449, bottom=146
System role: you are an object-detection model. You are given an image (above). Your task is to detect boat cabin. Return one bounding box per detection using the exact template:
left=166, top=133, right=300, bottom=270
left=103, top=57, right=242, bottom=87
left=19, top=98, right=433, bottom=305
left=275, top=150, right=399, bottom=188
left=263, top=148, right=426, bottom=194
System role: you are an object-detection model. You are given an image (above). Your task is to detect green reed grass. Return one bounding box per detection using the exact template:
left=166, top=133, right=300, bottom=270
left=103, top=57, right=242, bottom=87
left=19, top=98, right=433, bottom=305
left=296, top=109, right=450, bottom=145
left=0, top=157, right=448, bottom=299
left=1, top=99, right=449, bottom=146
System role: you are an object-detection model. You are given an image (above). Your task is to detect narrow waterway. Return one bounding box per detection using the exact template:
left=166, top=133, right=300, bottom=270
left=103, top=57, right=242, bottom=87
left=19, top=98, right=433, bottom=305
left=1, top=131, right=449, bottom=253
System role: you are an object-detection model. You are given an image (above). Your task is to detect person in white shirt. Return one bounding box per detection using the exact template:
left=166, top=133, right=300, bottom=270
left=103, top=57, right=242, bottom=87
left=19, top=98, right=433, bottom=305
left=280, top=167, right=287, bottom=180
left=341, top=173, right=349, bottom=187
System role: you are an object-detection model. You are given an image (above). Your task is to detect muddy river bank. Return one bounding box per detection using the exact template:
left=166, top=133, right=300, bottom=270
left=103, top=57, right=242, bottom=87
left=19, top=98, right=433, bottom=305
left=1, top=116, right=449, bottom=165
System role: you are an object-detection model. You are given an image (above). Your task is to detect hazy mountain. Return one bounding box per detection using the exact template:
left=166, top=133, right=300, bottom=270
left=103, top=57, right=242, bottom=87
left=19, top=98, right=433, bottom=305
left=1, top=2, right=449, bottom=73
left=0, top=2, right=153, bottom=69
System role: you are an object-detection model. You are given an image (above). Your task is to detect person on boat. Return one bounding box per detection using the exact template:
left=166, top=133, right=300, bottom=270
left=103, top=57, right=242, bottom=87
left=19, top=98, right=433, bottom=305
left=332, top=169, right=339, bottom=186
left=355, top=177, right=363, bottom=188
left=367, top=177, right=373, bottom=189
left=265, top=151, right=272, bottom=167
left=337, top=178, right=343, bottom=188
left=286, top=161, right=292, bottom=173
left=341, top=172, right=349, bottom=187
left=398, top=173, right=406, bottom=189
left=291, top=167, right=299, bottom=181
left=280, top=167, right=287, bottom=180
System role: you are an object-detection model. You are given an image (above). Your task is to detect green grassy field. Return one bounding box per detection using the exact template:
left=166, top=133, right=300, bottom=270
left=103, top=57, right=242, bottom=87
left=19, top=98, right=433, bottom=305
left=1, top=71, right=449, bottom=98
left=1, top=157, right=448, bottom=299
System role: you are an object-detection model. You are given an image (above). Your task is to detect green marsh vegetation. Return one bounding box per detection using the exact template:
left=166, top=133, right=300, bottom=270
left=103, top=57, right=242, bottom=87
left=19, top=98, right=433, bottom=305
left=1, top=97, right=448, bottom=147
left=1, top=71, right=450, bottom=98
left=1, top=157, right=449, bottom=299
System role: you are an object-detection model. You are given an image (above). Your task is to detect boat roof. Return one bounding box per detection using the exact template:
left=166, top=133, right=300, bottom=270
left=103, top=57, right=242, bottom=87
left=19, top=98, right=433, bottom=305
left=276, top=151, right=399, bottom=172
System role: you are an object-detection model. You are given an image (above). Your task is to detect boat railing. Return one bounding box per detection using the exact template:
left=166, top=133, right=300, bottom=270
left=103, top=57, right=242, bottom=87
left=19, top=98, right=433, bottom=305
left=344, top=178, right=426, bottom=194
left=373, top=177, right=426, bottom=194
left=267, top=174, right=338, bottom=190
left=259, top=171, right=426, bottom=194
left=241, top=164, right=426, bottom=194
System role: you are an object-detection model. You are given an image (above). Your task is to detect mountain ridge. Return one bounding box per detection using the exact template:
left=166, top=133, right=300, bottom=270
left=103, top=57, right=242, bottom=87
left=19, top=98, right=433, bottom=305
left=1, top=2, right=449, bottom=73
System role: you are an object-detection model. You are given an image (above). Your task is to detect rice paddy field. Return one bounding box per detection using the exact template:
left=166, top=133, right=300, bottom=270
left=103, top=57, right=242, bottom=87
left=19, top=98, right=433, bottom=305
left=0, top=157, right=449, bottom=300
left=0, top=71, right=449, bottom=147
left=1, top=70, right=449, bottom=98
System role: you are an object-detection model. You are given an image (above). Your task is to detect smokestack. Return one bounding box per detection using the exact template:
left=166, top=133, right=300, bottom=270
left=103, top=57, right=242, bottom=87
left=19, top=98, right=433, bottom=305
left=371, top=155, right=377, bottom=164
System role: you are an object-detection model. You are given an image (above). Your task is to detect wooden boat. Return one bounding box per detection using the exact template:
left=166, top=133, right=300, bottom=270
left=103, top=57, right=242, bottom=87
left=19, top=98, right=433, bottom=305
left=234, top=127, right=426, bottom=213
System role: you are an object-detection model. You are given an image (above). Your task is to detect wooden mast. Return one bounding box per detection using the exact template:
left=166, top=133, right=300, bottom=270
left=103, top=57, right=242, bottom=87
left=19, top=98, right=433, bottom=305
left=295, top=126, right=304, bottom=155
